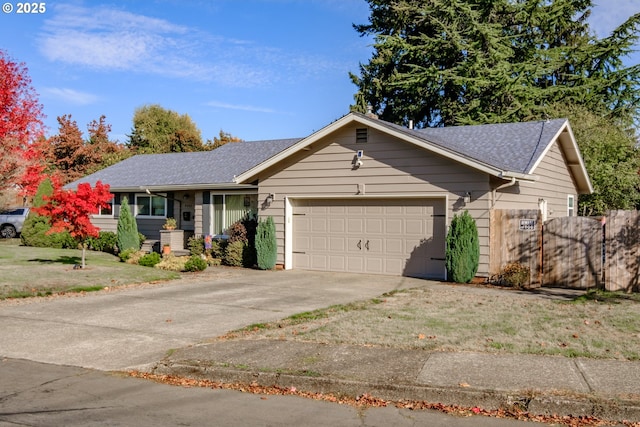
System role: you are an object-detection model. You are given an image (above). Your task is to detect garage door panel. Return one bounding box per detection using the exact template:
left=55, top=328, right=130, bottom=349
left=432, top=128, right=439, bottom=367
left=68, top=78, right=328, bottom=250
left=292, top=198, right=446, bottom=279
left=311, top=236, right=327, bottom=251
left=405, top=219, right=424, bottom=235
left=365, top=218, right=383, bottom=234
left=385, top=219, right=402, bottom=234
left=329, top=218, right=345, bottom=233
left=347, top=218, right=363, bottom=233
left=329, top=256, right=346, bottom=271
left=311, top=218, right=327, bottom=232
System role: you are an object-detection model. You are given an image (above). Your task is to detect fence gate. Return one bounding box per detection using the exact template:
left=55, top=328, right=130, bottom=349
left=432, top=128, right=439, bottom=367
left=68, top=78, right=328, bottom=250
left=489, top=209, right=542, bottom=287
left=605, top=210, right=640, bottom=292
left=542, top=216, right=603, bottom=289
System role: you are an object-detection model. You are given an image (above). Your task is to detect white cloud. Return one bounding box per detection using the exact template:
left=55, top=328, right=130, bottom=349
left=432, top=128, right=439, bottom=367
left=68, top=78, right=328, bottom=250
left=43, top=87, right=99, bottom=105
left=37, top=3, right=338, bottom=87
left=205, top=101, right=280, bottom=114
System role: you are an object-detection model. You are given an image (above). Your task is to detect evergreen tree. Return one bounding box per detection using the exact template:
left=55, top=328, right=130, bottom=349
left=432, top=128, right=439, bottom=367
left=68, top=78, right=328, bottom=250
left=351, top=0, right=640, bottom=128
left=21, top=178, right=75, bottom=248
left=116, top=197, right=139, bottom=252
left=445, top=211, right=479, bottom=283
left=255, top=216, right=277, bottom=270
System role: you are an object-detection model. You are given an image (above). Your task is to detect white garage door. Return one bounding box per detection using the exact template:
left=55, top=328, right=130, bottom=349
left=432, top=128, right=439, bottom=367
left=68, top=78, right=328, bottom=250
left=292, top=198, right=446, bottom=279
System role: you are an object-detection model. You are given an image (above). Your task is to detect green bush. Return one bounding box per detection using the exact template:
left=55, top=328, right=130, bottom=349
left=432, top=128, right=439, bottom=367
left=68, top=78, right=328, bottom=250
left=187, top=235, right=205, bottom=256
left=209, top=239, right=225, bottom=259
left=119, top=247, right=137, bottom=262
left=117, top=197, right=140, bottom=252
left=21, top=214, right=76, bottom=248
left=20, top=178, right=77, bottom=249
left=138, top=252, right=161, bottom=267
left=86, top=231, right=117, bottom=254
left=184, top=255, right=207, bottom=272
left=445, top=211, right=479, bottom=283
left=223, top=240, right=245, bottom=267
left=255, top=216, right=277, bottom=270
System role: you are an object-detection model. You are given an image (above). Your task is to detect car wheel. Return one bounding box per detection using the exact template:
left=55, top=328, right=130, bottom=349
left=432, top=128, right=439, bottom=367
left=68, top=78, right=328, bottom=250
left=0, top=225, right=17, bottom=238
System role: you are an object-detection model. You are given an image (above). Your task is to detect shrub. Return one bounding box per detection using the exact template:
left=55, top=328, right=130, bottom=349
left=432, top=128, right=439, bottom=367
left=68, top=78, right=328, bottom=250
left=21, top=214, right=76, bottom=248
left=445, top=211, right=479, bottom=283
left=187, top=235, right=205, bottom=256
left=117, top=197, right=140, bottom=252
left=155, top=254, right=188, bottom=271
left=256, top=216, right=277, bottom=270
left=184, top=255, right=207, bottom=272
left=125, top=251, right=147, bottom=265
left=227, top=220, right=247, bottom=243
left=138, top=232, right=146, bottom=248
left=21, top=178, right=77, bottom=249
left=209, top=239, right=225, bottom=259
left=86, top=231, right=117, bottom=254
left=500, top=262, right=531, bottom=289
left=138, top=252, right=162, bottom=267
left=119, top=247, right=138, bottom=262
left=224, top=240, right=245, bottom=267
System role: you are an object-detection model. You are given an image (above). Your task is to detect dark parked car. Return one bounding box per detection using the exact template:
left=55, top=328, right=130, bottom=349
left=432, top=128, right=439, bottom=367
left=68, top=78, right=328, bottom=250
left=0, top=207, right=30, bottom=238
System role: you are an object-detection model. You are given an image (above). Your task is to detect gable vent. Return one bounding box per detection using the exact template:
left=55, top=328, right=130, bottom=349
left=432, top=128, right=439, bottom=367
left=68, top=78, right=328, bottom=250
left=356, top=128, right=368, bottom=143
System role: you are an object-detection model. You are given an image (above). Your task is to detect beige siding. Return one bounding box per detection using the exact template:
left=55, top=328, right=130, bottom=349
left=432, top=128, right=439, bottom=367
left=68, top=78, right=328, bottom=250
left=256, top=124, right=493, bottom=276
left=492, top=141, right=578, bottom=217
left=91, top=217, right=117, bottom=233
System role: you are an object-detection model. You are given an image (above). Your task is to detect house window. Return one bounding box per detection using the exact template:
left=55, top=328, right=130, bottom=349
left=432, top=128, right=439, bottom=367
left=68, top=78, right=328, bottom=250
left=135, top=194, right=166, bottom=217
left=567, top=195, right=575, bottom=217
left=210, top=194, right=257, bottom=236
left=356, top=128, right=368, bottom=143
left=96, top=197, right=114, bottom=217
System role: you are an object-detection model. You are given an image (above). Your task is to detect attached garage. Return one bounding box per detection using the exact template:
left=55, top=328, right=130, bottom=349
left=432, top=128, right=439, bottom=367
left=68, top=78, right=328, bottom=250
left=289, top=198, right=447, bottom=279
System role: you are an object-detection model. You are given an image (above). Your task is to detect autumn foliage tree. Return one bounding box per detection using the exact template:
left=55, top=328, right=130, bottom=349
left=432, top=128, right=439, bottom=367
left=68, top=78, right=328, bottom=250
left=46, top=114, right=126, bottom=184
left=35, top=180, right=113, bottom=268
left=0, top=50, right=45, bottom=202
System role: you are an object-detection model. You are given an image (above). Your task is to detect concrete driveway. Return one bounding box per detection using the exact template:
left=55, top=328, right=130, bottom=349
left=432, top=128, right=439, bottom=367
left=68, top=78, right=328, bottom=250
left=0, top=268, right=430, bottom=371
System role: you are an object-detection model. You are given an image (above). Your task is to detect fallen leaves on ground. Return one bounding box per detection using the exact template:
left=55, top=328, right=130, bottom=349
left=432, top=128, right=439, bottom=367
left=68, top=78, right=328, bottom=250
left=127, top=371, right=640, bottom=426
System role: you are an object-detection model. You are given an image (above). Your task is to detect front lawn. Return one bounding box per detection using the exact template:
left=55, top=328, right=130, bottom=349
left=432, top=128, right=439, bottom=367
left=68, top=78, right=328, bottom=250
left=0, top=240, right=179, bottom=299
left=227, top=285, right=640, bottom=361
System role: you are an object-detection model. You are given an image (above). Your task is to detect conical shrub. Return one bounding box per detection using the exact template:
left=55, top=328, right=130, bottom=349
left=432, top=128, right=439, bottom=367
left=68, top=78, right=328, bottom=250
left=255, top=216, right=277, bottom=270
left=445, top=211, right=479, bottom=283
left=117, top=196, right=140, bottom=252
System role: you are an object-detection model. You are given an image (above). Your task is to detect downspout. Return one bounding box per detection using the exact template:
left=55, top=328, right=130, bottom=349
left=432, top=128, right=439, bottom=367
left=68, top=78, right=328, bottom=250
left=491, top=177, right=517, bottom=208
left=496, top=176, right=517, bottom=191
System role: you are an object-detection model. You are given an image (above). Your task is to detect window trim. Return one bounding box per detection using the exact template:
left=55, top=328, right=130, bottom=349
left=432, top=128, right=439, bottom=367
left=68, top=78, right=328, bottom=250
left=95, top=197, right=115, bottom=217
left=135, top=193, right=167, bottom=218
left=567, top=195, right=575, bottom=217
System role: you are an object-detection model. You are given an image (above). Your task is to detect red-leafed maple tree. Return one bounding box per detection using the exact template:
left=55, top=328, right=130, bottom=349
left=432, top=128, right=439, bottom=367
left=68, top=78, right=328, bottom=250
left=0, top=50, right=45, bottom=199
left=35, top=180, right=113, bottom=269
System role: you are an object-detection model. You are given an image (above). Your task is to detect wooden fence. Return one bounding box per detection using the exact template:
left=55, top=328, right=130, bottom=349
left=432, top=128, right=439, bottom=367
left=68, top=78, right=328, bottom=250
left=490, top=209, right=640, bottom=292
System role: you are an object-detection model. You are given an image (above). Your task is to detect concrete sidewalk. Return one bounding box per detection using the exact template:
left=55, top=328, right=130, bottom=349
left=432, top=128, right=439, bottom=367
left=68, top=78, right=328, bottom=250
left=148, top=339, right=640, bottom=423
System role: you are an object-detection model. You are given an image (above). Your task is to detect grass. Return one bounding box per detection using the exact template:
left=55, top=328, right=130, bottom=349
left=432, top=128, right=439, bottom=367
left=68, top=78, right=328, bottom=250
left=0, top=240, right=180, bottom=299
left=226, top=285, right=640, bottom=361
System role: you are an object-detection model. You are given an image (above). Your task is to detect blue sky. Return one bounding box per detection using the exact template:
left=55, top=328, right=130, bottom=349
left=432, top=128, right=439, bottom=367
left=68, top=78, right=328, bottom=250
left=1, top=0, right=639, bottom=144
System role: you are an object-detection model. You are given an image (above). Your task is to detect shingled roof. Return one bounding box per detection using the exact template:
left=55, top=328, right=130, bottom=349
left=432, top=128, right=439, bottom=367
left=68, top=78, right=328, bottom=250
left=382, top=118, right=567, bottom=175
left=234, top=112, right=592, bottom=194
left=67, top=138, right=301, bottom=191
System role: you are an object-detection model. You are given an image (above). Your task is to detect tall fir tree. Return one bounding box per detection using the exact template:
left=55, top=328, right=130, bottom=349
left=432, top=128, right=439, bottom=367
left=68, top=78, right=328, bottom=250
left=351, top=0, right=640, bottom=128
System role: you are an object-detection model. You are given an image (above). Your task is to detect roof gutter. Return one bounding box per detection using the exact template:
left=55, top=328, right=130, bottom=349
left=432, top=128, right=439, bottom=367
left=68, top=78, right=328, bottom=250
left=99, top=183, right=259, bottom=193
